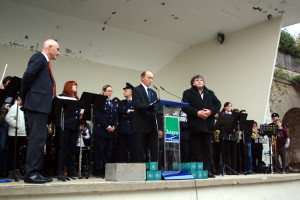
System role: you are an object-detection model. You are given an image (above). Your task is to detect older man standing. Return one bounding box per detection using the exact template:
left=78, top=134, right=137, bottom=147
left=182, top=75, right=221, bottom=178
left=20, top=39, right=60, bottom=183
left=132, top=71, right=158, bottom=162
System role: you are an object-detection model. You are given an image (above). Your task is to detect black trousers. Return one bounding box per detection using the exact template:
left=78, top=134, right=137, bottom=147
left=7, top=136, right=27, bottom=171
left=134, top=130, right=158, bottom=162
left=93, top=135, right=113, bottom=175
left=213, top=141, right=222, bottom=173
left=24, top=110, right=48, bottom=177
left=58, top=128, right=78, bottom=174
left=224, top=140, right=237, bottom=171
left=190, top=132, right=212, bottom=171
left=117, top=134, right=137, bottom=163
left=252, top=143, right=263, bottom=172
left=180, top=140, right=190, bottom=162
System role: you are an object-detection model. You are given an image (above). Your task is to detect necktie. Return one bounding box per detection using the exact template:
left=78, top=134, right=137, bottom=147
left=128, top=99, right=131, bottom=103
left=107, top=99, right=110, bottom=105
left=48, top=61, right=56, bottom=96
left=147, top=88, right=151, bottom=102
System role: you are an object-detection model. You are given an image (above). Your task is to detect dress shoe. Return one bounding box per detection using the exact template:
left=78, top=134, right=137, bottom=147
left=247, top=170, right=255, bottom=175
left=24, top=174, right=48, bottom=184
left=38, top=174, right=53, bottom=182
left=208, top=172, right=215, bottom=178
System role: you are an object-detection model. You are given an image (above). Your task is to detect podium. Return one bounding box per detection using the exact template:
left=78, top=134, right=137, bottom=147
left=156, top=100, right=189, bottom=172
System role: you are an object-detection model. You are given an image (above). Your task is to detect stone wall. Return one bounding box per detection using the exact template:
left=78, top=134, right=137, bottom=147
left=269, top=78, right=300, bottom=172
left=276, top=51, right=300, bottom=73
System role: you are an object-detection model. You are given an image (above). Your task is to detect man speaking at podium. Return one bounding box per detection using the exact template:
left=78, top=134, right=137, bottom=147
left=132, top=71, right=158, bottom=162
left=19, top=39, right=60, bottom=183
left=182, top=74, right=221, bottom=178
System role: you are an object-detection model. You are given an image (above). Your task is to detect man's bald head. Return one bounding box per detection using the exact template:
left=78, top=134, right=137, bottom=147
left=42, top=39, right=60, bottom=60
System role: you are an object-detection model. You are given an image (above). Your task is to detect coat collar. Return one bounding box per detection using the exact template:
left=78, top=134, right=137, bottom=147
left=191, top=86, right=207, bottom=96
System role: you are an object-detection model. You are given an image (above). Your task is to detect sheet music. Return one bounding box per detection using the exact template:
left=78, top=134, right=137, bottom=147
left=56, top=96, right=77, bottom=101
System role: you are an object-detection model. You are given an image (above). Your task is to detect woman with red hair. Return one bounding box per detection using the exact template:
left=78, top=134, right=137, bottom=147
left=56, top=81, right=80, bottom=177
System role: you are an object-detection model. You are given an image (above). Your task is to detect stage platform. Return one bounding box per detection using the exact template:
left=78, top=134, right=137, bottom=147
left=1, top=173, right=300, bottom=200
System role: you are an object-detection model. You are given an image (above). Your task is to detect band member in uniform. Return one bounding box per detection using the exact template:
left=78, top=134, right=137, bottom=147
left=132, top=71, right=158, bottom=162
left=251, top=121, right=264, bottom=173
left=20, top=39, right=59, bottom=184
left=0, top=76, right=13, bottom=176
left=117, top=82, right=136, bottom=163
left=93, top=85, right=118, bottom=178
left=219, top=102, right=238, bottom=175
left=56, top=81, right=81, bottom=177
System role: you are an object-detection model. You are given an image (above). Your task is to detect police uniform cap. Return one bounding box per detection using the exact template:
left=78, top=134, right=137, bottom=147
left=123, top=82, right=134, bottom=90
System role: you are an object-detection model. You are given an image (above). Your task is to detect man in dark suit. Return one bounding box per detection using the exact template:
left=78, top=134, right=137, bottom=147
left=182, top=74, right=221, bottom=178
left=132, top=71, right=158, bottom=162
left=19, top=39, right=60, bottom=183
left=117, top=82, right=136, bottom=163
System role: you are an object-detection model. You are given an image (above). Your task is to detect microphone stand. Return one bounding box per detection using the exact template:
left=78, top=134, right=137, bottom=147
left=153, top=85, right=160, bottom=100
left=12, top=94, right=20, bottom=182
left=160, top=86, right=181, bottom=101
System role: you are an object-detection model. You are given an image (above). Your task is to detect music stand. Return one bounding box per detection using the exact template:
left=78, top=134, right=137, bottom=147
left=52, top=97, right=81, bottom=181
left=231, top=112, right=248, bottom=174
left=80, top=92, right=106, bottom=178
left=215, top=115, right=238, bottom=176
left=2, top=77, right=22, bottom=182
left=259, top=124, right=280, bottom=174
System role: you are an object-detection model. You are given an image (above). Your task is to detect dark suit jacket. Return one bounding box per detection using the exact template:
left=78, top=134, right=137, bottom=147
left=20, top=52, right=54, bottom=114
left=182, top=86, right=221, bottom=134
left=94, top=100, right=118, bottom=138
left=132, top=84, right=158, bottom=133
left=118, top=99, right=134, bottom=134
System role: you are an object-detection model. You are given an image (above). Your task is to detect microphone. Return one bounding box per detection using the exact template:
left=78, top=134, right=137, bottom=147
left=153, top=85, right=160, bottom=100
left=160, top=86, right=181, bottom=101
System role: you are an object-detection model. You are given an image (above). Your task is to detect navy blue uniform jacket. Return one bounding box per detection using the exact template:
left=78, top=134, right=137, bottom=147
left=94, top=100, right=118, bottom=138
left=118, top=99, right=134, bottom=134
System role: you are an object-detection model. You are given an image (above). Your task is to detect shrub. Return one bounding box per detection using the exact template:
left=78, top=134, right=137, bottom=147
left=274, top=68, right=291, bottom=80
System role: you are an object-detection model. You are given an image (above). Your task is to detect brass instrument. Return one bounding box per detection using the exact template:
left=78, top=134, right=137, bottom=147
left=251, top=128, right=259, bottom=139
left=47, top=123, right=55, bottom=135
left=213, top=130, right=220, bottom=143
left=271, top=135, right=277, bottom=157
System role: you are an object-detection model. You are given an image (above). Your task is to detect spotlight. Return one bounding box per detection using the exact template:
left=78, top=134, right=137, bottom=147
left=217, top=33, right=225, bottom=44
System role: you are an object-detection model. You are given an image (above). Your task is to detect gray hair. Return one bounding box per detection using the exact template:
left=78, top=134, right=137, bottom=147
left=190, top=74, right=205, bottom=87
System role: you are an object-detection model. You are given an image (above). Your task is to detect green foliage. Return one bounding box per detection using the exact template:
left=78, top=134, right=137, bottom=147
left=290, top=75, right=300, bottom=91
left=274, top=68, right=291, bottom=80
left=290, top=75, right=300, bottom=83
left=279, top=29, right=297, bottom=57
left=295, top=58, right=300, bottom=64
left=296, top=34, right=300, bottom=57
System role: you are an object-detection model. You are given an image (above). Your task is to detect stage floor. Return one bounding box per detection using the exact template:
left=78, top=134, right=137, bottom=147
left=1, top=173, right=300, bottom=200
